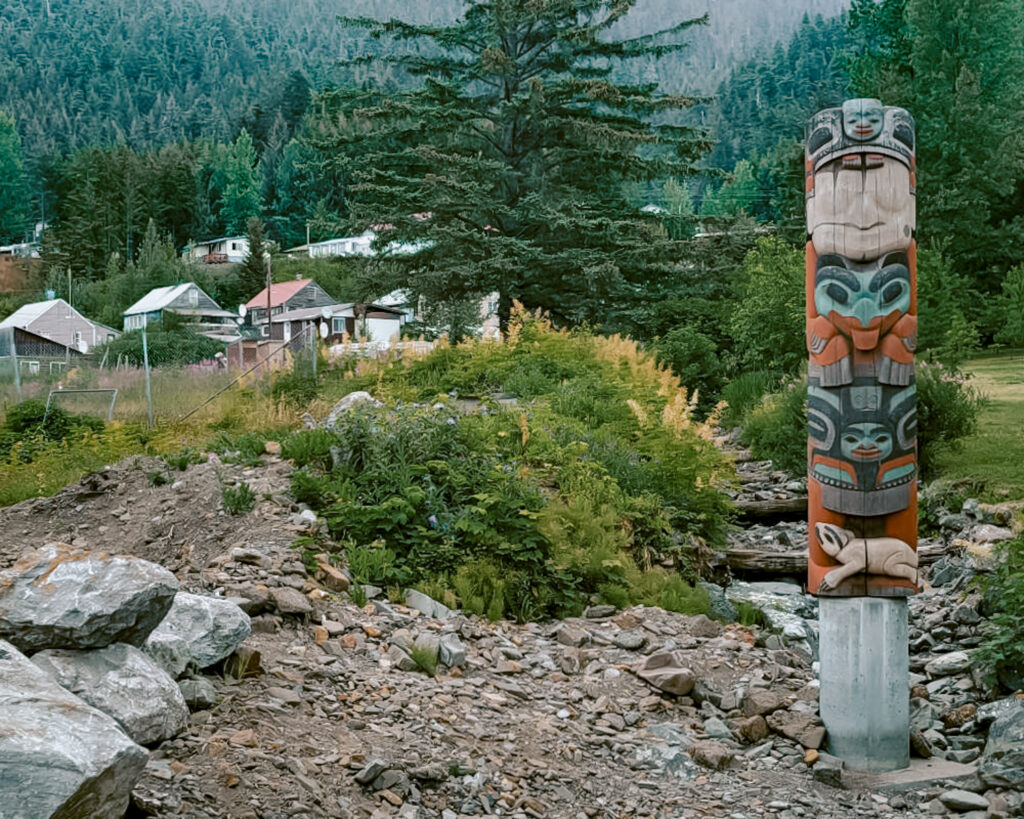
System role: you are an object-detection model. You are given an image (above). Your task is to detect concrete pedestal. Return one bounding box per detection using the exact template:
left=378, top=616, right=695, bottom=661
left=818, top=597, right=909, bottom=772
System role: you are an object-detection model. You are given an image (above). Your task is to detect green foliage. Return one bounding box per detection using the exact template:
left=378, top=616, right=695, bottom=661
left=721, top=371, right=780, bottom=429
left=700, top=160, right=759, bottom=219
left=326, top=1, right=713, bottom=330
left=0, top=109, right=26, bottom=244
left=916, top=246, right=979, bottom=366
left=977, top=533, right=1024, bottom=690
left=408, top=643, right=439, bottom=677
left=736, top=602, right=771, bottom=629
left=221, top=481, right=256, bottom=515
left=0, top=399, right=106, bottom=463
left=916, top=362, right=985, bottom=476
left=626, top=568, right=712, bottom=616
left=239, top=217, right=269, bottom=302
left=740, top=377, right=808, bottom=476
left=93, top=316, right=224, bottom=368
left=162, top=448, right=204, bottom=471
left=654, top=326, right=728, bottom=411
left=729, top=237, right=806, bottom=375
left=995, top=265, right=1024, bottom=349
left=287, top=313, right=730, bottom=621
left=209, top=432, right=269, bottom=465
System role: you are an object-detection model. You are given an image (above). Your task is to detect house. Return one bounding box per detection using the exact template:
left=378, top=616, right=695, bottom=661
left=244, top=278, right=336, bottom=338
left=185, top=237, right=250, bottom=265
left=284, top=227, right=430, bottom=260
left=284, top=232, right=376, bottom=259
left=123, top=283, right=241, bottom=342
left=0, top=298, right=119, bottom=354
left=270, top=302, right=405, bottom=345
left=0, top=242, right=41, bottom=259
left=378, top=289, right=500, bottom=339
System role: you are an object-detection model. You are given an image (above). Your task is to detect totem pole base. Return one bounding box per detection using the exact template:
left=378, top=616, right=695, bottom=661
left=818, top=597, right=909, bottom=772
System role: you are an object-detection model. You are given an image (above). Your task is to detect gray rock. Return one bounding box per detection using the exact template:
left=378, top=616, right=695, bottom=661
left=387, top=644, right=419, bottom=672
left=766, top=710, right=826, bottom=749
left=178, top=678, right=218, bottom=711
left=555, top=624, right=591, bottom=647
left=32, top=643, right=189, bottom=746
left=813, top=752, right=845, bottom=787
left=324, top=391, right=383, bottom=429
left=929, top=555, right=975, bottom=587
left=699, top=582, right=738, bottom=622
left=0, top=639, right=147, bottom=818
left=968, top=524, right=1014, bottom=544
left=613, top=630, right=647, bottom=651
left=404, top=589, right=453, bottom=620
left=689, top=740, right=734, bottom=770
left=0, top=544, right=178, bottom=652
left=438, top=633, right=466, bottom=668
left=412, top=632, right=440, bottom=663
left=925, top=651, right=972, bottom=677
left=938, top=790, right=989, bottom=812
left=583, top=604, right=617, bottom=619
left=635, top=651, right=695, bottom=696
left=269, top=586, right=314, bottom=616
left=143, top=592, right=251, bottom=678
left=979, top=697, right=1024, bottom=789
left=703, top=716, right=733, bottom=739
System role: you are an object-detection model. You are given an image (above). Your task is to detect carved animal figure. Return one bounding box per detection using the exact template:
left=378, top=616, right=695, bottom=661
left=815, top=522, right=918, bottom=592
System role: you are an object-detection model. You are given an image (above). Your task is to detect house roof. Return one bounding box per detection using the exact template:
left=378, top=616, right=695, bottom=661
left=245, top=279, right=314, bottom=309
left=271, top=302, right=405, bottom=324
left=192, top=236, right=247, bottom=247
left=123, top=283, right=220, bottom=316
left=0, top=298, right=90, bottom=329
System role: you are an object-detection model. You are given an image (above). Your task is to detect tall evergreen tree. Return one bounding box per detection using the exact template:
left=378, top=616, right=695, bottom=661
left=239, top=217, right=269, bottom=303
left=327, top=0, right=712, bottom=329
left=0, top=110, right=28, bottom=244
left=214, top=130, right=264, bottom=235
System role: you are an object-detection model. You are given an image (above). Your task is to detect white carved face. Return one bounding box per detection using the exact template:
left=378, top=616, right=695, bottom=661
left=807, top=156, right=915, bottom=261
left=842, top=99, right=885, bottom=142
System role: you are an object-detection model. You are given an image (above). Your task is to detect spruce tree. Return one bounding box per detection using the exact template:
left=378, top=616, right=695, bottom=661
left=239, top=217, right=269, bottom=302
left=326, top=0, right=712, bottom=329
left=0, top=110, right=26, bottom=244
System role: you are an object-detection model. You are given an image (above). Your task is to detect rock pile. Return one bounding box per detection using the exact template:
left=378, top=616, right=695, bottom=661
left=0, top=543, right=251, bottom=817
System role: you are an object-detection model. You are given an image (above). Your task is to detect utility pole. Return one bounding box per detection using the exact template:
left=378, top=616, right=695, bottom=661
left=67, top=267, right=72, bottom=308
left=9, top=330, right=21, bottom=404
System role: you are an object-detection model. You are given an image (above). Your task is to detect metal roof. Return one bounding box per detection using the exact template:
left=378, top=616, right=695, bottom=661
left=0, top=298, right=89, bottom=330
left=124, top=283, right=213, bottom=316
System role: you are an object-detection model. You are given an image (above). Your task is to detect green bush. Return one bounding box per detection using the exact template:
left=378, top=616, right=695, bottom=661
left=221, top=482, right=256, bottom=515
left=271, top=370, right=319, bottom=406
left=654, top=325, right=728, bottom=411
left=720, top=370, right=779, bottom=429
left=916, top=362, right=985, bottom=476
left=0, top=399, right=108, bottom=463
left=290, top=311, right=731, bottom=621
left=740, top=377, right=808, bottom=475
left=93, top=313, right=224, bottom=367
left=977, top=533, right=1024, bottom=691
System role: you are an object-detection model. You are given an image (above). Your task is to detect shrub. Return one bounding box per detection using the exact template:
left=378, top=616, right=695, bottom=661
left=408, top=643, right=439, bottom=676
left=221, top=482, right=256, bottom=515
left=740, top=376, right=808, bottom=475
left=92, top=314, right=223, bottom=367
left=916, top=362, right=985, bottom=476
left=654, top=326, right=728, bottom=411
left=271, top=370, right=319, bottom=406
left=977, top=533, right=1024, bottom=691
left=720, top=370, right=779, bottom=429
left=163, top=448, right=204, bottom=471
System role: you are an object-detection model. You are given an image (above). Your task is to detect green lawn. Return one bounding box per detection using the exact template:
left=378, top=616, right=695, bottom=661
left=932, top=352, right=1024, bottom=501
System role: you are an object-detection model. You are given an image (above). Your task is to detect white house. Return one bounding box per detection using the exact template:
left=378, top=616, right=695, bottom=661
left=285, top=229, right=430, bottom=260
left=123, top=283, right=240, bottom=341
left=0, top=298, right=119, bottom=353
left=185, top=237, right=250, bottom=265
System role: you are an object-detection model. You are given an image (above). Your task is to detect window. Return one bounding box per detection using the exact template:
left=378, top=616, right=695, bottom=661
left=231, top=242, right=238, bottom=251
left=332, top=318, right=345, bottom=334
left=188, top=288, right=199, bottom=307
left=73, top=331, right=82, bottom=347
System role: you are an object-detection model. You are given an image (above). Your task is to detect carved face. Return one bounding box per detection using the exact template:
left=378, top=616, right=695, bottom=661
left=842, top=99, right=885, bottom=142
left=807, top=156, right=915, bottom=261
left=815, top=254, right=911, bottom=328
left=840, top=422, right=894, bottom=461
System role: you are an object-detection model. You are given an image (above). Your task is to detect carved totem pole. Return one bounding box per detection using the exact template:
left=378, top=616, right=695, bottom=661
left=806, top=99, right=918, bottom=598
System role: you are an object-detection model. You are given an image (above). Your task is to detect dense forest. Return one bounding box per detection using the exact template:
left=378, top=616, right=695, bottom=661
left=1, top=0, right=1023, bottom=369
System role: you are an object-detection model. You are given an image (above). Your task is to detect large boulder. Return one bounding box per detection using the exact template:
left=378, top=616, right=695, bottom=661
left=0, top=639, right=147, bottom=818
left=143, top=592, right=251, bottom=678
left=0, top=544, right=178, bottom=652
left=979, top=696, right=1024, bottom=789
left=32, top=643, right=189, bottom=746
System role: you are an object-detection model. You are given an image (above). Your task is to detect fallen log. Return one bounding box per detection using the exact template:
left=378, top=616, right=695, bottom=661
left=734, top=496, right=808, bottom=518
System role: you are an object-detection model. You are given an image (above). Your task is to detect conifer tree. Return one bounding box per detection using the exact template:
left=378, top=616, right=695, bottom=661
left=239, top=217, right=269, bottom=303
left=0, top=110, right=27, bottom=244
left=327, top=0, right=712, bottom=329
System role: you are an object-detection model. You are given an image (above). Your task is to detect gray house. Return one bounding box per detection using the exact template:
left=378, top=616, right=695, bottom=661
left=123, top=283, right=240, bottom=342
left=245, top=278, right=336, bottom=338
left=0, top=298, right=119, bottom=353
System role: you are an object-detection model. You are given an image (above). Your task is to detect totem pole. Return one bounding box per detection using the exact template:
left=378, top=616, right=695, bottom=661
left=805, top=99, right=917, bottom=770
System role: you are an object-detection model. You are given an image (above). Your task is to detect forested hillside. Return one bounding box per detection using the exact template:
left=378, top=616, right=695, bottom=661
left=2, top=0, right=845, bottom=170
